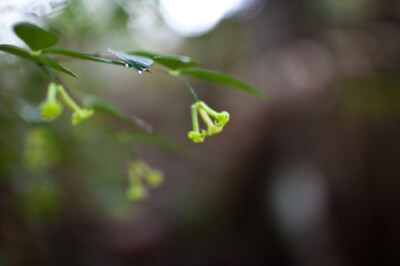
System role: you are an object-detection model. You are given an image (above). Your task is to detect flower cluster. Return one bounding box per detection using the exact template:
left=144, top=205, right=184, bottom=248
left=39, top=83, right=94, bottom=125
left=188, top=101, right=230, bottom=143
left=126, top=160, right=164, bottom=201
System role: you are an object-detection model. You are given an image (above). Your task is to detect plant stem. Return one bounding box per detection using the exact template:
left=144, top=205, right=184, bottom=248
left=47, top=83, right=57, bottom=101
left=176, top=76, right=198, bottom=102
left=38, top=56, right=57, bottom=83
left=56, top=85, right=81, bottom=113
left=191, top=104, right=200, bottom=132
left=198, top=107, right=214, bottom=128
left=199, top=101, right=218, bottom=118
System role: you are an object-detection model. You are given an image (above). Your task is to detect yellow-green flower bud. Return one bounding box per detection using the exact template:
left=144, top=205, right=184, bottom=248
left=146, top=170, right=163, bottom=187
left=188, top=129, right=207, bottom=143
left=126, top=184, right=148, bottom=201
left=214, top=111, right=230, bottom=127
left=40, top=101, right=63, bottom=121
left=71, top=108, right=94, bottom=125
left=40, top=83, right=63, bottom=121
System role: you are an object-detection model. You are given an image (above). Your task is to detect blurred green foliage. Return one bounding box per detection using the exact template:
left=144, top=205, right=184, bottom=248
left=1, top=0, right=399, bottom=265
left=24, top=126, right=61, bottom=170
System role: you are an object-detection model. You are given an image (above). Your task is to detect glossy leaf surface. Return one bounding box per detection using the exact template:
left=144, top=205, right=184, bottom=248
left=13, top=22, right=58, bottom=50
left=128, top=51, right=200, bottom=70
left=108, top=49, right=154, bottom=72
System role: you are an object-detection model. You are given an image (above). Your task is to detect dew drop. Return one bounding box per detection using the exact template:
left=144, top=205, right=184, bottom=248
left=125, top=63, right=129, bottom=68
left=138, top=70, right=143, bottom=75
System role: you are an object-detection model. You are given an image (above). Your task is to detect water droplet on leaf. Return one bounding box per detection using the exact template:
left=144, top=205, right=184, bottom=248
left=138, top=70, right=143, bottom=75
left=125, top=63, right=129, bottom=68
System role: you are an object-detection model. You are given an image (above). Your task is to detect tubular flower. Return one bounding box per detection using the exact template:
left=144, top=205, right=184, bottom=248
left=188, top=104, right=207, bottom=143
left=188, top=101, right=230, bottom=143
left=40, top=83, right=63, bottom=121
left=198, top=101, right=230, bottom=128
left=56, top=84, right=94, bottom=125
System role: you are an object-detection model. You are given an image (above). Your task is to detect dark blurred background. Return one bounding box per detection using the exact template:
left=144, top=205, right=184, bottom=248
left=1, top=0, right=400, bottom=265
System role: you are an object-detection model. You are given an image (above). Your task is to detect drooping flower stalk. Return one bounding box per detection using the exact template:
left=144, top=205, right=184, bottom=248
left=188, top=101, right=230, bottom=143
left=56, top=84, right=94, bottom=125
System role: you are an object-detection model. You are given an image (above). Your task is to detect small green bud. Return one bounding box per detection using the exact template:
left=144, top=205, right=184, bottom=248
left=40, top=83, right=63, bottom=121
left=146, top=170, right=164, bottom=187
left=40, top=100, right=63, bottom=121
left=214, top=111, right=230, bottom=127
left=72, top=108, right=94, bottom=125
left=188, top=129, right=207, bottom=143
left=126, top=184, right=148, bottom=201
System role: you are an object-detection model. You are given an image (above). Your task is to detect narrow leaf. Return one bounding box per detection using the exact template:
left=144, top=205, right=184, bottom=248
left=0, top=45, right=77, bottom=78
left=154, top=55, right=201, bottom=70
left=117, top=132, right=189, bottom=155
left=13, top=22, right=58, bottom=50
left=126, top=51, right=159, bottom=58
left=108, top=49, right=153, bottom=73
left=41, top=48, right=125, bottom=66
left=85, top=100, right=153, bottom=132
left=128, top=51, right=201, bottom=70
left=0, top=44, right=37, bottom=61
left=88, top=101, right=138, bottom=123
left=39, top=57, right=77, bottom=78
left=179, top=69, right=266, bottom=99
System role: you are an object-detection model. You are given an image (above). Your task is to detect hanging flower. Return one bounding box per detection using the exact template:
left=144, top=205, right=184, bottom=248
left=40, top=83, right=63, bottom=121
left=188, top=101, right=230, bottom=143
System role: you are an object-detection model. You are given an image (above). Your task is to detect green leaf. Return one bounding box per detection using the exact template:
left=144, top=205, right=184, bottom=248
left=126, top=51, right=159, bottom=58
left=128, top=51, right=201, bottom=70
left=117, top=132, right=189, bottom=156
left=0, top=44, right=36, bottom=61
left=38, top=57, right=77, bottom=78
left=0, top=45, right=77, bottom=78
left=13, top=22, right=58, bottom=50
left=108, top=49, right=154, bottom=73
left=88, top=101, right=138, bottom=124
left=179, top=69, right=266, bottom=99
left=154, top=55, right=201, bottom=70
left=41, top=48, right=125, bottom=66
left=85, top=100, right=153, bottom=132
